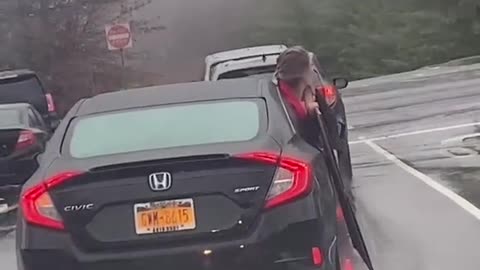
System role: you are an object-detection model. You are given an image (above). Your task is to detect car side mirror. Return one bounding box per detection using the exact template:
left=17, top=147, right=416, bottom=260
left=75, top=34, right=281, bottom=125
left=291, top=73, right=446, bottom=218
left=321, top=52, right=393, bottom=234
left=333, top=78, right=349, bottom=89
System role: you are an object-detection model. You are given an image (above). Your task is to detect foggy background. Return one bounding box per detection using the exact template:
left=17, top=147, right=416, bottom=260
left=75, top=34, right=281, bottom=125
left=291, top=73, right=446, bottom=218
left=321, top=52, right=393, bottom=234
left=1, top=0, right=480, bottom=113
left=128, top=0, right=258, bottom=83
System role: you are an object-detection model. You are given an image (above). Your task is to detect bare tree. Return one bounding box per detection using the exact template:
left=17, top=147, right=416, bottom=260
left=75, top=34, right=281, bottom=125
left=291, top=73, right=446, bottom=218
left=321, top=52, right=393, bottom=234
left=5, top=0, right=164, bottom=113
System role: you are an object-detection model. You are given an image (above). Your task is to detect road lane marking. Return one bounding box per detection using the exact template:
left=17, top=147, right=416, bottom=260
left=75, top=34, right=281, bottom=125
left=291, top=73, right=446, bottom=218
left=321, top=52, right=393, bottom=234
left=451, top=155, right=477, bottom=159
left=441, top=133, right=480, bottom=145
left=364, top=140, right=480, bottom=221
left=350, top=121, right=480, bottom=145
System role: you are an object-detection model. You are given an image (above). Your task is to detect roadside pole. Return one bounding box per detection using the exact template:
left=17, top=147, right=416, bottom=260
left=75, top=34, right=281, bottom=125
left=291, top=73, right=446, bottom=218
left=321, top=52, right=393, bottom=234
left=120, top=48, right=126, bottom=89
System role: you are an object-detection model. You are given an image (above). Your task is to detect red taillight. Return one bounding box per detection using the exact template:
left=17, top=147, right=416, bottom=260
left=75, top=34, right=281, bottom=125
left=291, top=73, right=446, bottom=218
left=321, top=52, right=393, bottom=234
left=45, top=93, right=56, bottom=112
left=318, top=85, right=337, bottom=106
left=343, top=258, right=354, bottom=270
left=235, top=152, right=312, bottom=209
left=312, top=247, right=324, bottom=266
left=21, top=171, right=82, bottom=230
left=15, top=130, right=36, bottom=151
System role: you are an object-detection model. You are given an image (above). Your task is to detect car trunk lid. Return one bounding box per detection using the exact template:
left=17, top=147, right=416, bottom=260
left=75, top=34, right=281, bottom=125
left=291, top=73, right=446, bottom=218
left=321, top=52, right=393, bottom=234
left=49, top=137, right=281, bottom=251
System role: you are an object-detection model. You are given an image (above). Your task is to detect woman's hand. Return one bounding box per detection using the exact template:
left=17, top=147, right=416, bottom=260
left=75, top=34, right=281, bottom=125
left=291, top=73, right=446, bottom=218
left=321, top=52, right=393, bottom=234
left=302, top=85, right=319, bottom=115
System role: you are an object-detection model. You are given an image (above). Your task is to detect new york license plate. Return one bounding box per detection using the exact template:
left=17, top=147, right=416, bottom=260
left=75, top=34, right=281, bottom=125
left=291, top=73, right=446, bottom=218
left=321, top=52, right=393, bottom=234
left=134, top=198, right=196, bottom=235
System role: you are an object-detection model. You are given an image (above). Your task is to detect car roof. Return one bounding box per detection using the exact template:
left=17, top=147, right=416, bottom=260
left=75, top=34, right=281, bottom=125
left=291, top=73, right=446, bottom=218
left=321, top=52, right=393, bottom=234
left=0, top=69, right=36, bottom=80
left=76, top=78, right=265, bottom=116
left=205, top=45, right=287, bottom=67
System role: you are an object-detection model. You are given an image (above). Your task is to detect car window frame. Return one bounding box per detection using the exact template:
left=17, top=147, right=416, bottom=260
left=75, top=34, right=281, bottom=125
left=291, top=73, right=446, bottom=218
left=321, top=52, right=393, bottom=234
left=27, top=108, right=39, bottom=128
left=32, top=107, right=48, bottom=131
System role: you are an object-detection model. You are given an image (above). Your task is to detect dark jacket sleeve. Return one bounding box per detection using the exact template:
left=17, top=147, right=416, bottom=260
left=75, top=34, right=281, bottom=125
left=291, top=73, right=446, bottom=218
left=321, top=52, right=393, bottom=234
left=299, top=97, right=337, bottom=148
left=299, top=115, right=323, bottom=147
left=283, top=100, right=326, bottom=147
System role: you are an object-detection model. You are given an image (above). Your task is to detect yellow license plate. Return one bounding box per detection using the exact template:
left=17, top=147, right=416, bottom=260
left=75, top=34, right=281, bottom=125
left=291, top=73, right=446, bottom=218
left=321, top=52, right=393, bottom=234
left=134, top=198, right=196, bottom=235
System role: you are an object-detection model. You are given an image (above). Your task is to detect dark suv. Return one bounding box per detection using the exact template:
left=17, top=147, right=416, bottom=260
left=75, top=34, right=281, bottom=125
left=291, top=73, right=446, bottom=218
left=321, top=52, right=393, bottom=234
left=0, top=69, right=59, bottom=131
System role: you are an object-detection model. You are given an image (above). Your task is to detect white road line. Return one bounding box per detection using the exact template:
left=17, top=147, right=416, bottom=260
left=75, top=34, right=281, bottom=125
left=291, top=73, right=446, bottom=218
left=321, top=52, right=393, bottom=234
left=451, top=155, right=477, bottom=159
left=350, top=121, right=480, bottom=145
left=364, top=140, right=480, bottom=221
left=441, top=133, right=480, bottom=145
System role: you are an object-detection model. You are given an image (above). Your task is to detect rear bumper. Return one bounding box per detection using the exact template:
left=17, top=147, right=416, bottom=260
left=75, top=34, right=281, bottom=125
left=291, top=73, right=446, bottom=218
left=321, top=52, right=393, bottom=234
left=17, top=193, right=338, bottom=270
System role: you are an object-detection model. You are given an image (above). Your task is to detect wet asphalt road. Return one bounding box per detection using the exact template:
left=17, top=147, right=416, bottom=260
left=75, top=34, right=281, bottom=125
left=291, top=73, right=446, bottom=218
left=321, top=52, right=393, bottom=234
left=345, top=64, right=480, bottom=270
left=1, top=64, right=480, bottom=269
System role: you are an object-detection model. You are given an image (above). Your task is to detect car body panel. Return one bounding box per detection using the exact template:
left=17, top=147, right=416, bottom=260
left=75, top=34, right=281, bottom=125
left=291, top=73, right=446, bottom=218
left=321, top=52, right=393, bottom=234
left=51, top=137, right=280, bottom=251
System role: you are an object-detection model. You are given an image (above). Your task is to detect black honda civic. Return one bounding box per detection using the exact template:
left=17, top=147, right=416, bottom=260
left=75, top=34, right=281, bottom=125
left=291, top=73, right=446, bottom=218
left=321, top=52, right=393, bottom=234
left=17, top=78, right=349, bottom=270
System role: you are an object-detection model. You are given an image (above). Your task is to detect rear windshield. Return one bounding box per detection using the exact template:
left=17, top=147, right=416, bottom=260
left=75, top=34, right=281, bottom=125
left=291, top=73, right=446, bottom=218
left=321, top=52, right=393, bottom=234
left=217, top=65, right=276, bottom=80
left=67, top=100, right=264, bottom=158
left=0, top=76, right=47, bottom=114
left=0, top=109, right=22, bottom=127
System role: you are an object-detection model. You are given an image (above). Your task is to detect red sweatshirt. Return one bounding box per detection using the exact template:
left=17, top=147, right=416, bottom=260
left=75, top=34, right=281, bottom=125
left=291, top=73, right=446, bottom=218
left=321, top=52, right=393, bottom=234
left=278, top=81, right=308, bottom=119
left=278, top=80, right=321, bottom=146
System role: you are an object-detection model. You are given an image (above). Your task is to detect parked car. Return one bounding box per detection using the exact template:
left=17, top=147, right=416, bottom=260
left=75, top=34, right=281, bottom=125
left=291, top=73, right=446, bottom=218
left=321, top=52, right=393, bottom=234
left=17, top=77, right=352, bottom=270
left=0, top=103, right=51, bottom=187
left=0, top=69, right=60, bottom=131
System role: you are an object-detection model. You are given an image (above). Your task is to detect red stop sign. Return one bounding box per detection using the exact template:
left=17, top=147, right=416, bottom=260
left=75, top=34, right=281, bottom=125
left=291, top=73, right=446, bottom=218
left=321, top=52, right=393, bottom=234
left=107, top=24, right=132, bottom=50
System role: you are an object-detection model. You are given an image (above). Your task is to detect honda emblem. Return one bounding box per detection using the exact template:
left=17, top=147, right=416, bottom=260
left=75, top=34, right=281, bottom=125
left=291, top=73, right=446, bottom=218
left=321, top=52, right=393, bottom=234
left=148, top=172, right=172, bottom=191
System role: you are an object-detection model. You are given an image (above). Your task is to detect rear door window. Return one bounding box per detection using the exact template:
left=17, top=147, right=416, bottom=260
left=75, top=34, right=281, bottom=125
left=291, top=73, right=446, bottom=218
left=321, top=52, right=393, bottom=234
left=0, top=109, right=22, bottom=127
left=66, top=99, right=266, bottom=158
left=0, top=76, right=48, bottom=115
